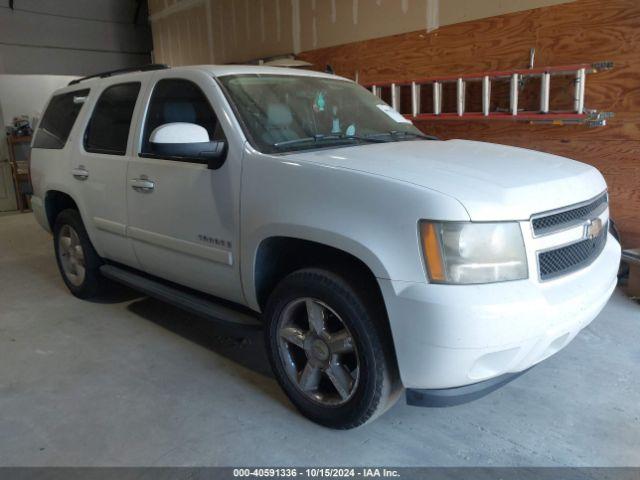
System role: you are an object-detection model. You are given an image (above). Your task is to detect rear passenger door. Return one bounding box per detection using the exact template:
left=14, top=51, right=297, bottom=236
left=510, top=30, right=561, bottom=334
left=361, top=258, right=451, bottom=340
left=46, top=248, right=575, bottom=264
left=74, top=81, right=144, bottom=267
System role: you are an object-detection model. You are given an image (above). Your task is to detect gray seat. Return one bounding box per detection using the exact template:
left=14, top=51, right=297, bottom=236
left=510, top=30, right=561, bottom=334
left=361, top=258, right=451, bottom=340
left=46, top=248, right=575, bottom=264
left=163, top=101, right=197, bottom=124
left=262, top=103, right=299, bottom=144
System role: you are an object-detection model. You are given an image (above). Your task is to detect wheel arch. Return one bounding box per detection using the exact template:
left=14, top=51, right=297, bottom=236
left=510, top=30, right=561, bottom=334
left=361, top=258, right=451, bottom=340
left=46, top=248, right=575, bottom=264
left=44, top=189, right=81, bottom=230
left=250, top=234, right=389, bottom=314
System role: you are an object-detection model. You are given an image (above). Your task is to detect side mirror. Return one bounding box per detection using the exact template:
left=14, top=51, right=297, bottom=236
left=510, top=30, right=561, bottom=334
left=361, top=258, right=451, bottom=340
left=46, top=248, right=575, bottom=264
left=148, top=122, right=227, bottom=169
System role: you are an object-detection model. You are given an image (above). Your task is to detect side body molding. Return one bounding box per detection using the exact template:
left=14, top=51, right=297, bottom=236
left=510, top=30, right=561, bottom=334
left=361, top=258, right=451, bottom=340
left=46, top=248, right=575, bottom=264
left=93, top=217, right=233, bottom=266
left=127, top=226, right=234, bottom=266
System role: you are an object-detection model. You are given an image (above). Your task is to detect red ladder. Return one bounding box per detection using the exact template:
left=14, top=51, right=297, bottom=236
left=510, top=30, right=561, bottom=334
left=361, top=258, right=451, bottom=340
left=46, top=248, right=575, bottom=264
left=363, top=62, right=613, bottom=127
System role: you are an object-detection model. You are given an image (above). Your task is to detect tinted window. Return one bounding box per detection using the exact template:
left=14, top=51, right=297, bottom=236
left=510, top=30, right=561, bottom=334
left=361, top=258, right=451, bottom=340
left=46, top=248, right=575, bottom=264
left=33, top=89, right=90, bottom=149
left=141, top=79, right=224, bottom=155
left=84, top=82, right=141, bottom=155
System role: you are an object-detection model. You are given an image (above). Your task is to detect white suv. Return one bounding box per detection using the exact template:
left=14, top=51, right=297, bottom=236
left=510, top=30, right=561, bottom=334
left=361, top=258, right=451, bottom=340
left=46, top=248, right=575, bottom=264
left=30, top=64, right=620, bottom=429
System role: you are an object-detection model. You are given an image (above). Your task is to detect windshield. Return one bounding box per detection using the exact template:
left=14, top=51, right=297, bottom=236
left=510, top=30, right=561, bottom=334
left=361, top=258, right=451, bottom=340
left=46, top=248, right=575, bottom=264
left=218, top=74, right=429, bottom=154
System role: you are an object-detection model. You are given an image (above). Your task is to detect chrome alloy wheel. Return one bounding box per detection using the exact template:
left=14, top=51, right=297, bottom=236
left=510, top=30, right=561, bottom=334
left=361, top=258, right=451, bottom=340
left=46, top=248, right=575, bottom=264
left=277, top=298, right=360, bottom=406
left=58, top=224, right=86, bottom=287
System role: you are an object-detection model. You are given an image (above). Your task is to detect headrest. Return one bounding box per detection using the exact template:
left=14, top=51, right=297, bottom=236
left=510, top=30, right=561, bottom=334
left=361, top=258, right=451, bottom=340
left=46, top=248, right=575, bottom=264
left=163, top=101, right=197, bottom=124
left=267, top=103, right=293, bottom=127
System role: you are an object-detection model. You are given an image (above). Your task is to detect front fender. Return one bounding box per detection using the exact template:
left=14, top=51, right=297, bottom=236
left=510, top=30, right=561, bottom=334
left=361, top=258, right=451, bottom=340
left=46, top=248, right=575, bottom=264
left=240, top=150, right=470, bottom=310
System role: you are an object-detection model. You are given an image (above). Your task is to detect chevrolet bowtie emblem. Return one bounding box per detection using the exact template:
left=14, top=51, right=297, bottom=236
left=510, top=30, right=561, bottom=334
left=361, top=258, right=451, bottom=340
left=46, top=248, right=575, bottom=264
left=584, top=218, right=604, bottom=240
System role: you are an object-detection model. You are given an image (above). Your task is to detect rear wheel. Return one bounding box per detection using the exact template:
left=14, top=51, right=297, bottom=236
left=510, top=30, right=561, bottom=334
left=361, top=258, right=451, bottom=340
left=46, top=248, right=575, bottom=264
left=264, top=268, right=400, bottom=429
left=53, top=209, right=107, bottom=299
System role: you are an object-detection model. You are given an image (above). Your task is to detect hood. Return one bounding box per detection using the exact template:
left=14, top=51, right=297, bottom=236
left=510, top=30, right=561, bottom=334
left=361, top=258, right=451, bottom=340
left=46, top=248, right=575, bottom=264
left=284, top=139, right=606, bottom=221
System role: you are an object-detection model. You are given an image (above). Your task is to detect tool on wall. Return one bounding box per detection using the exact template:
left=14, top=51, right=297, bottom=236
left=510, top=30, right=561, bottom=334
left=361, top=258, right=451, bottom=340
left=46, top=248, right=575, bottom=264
left=364, top=62, right=614, bottom=127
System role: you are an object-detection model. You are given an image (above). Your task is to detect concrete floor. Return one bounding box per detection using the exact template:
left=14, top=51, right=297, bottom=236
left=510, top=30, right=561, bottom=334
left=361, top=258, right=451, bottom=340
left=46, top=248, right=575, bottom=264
left=0, top=211, right=639, bottom=467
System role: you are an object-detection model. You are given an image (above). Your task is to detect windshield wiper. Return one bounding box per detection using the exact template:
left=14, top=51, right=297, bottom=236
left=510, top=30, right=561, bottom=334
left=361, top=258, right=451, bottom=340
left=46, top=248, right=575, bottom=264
left=273, top=134, right=387, bottom=149
left=368, top=131, right=439, bottom=141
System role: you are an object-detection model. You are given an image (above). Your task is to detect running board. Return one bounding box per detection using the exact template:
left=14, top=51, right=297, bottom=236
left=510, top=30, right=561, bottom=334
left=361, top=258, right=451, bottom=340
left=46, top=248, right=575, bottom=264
left=100, top=265, right=261, bottom=330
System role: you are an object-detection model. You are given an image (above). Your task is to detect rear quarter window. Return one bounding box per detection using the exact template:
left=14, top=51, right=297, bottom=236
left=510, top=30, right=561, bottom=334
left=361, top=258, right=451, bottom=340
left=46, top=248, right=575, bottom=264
left=33, top=89, right=90, bottom=149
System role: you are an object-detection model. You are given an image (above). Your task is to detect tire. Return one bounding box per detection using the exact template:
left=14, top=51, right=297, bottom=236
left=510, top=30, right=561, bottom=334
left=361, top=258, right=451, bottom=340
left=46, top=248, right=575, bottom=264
left=264, top=268, right=401, bottom=429
left=53, top=209, right=106, bottom=299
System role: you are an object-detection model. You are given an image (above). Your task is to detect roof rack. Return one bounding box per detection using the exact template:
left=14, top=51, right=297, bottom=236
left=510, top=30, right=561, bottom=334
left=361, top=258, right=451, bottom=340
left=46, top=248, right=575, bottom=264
left=68, top=64, right=170, bottom=86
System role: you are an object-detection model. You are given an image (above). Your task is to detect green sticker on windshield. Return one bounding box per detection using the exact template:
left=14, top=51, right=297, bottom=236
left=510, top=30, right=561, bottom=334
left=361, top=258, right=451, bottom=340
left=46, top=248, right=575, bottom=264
left=314, top=91, right=326, bottom=112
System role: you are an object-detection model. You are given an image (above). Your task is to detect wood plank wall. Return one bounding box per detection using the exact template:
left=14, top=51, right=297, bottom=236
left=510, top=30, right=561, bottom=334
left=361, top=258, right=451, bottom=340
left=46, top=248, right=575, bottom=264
left=298, top=0, right=640, bottom=247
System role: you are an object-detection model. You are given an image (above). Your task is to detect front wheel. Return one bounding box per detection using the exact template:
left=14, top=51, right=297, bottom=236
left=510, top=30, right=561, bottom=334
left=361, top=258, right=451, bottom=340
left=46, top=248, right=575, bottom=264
left=264, top=268, right=400, bottom=429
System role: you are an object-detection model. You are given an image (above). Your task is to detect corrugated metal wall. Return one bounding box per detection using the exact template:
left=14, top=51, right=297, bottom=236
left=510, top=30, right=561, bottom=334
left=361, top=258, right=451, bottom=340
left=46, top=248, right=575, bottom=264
left=0, top=0, right=152, bottom=75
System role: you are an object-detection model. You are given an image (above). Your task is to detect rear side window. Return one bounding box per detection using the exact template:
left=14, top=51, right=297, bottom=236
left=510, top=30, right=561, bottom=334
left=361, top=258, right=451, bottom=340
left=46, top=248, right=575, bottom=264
left=84, top=82, right=141, bottom=155
left=141, top=78, right=224, bottom=155
left=33, top=89, right=90, bottom=149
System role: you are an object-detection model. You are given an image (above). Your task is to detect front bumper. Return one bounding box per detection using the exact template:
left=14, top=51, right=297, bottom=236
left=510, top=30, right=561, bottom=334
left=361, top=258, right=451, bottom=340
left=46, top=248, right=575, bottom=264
left=379, top=233, right=621, bottom=390
left=406, top=369, right=530, bottom=407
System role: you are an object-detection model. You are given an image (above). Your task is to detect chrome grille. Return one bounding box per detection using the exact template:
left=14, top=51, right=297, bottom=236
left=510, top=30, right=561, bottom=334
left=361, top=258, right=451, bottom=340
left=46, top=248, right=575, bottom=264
left=538, top=223, right=607, bottom=281
left=532, top=193, right=608, bottom=236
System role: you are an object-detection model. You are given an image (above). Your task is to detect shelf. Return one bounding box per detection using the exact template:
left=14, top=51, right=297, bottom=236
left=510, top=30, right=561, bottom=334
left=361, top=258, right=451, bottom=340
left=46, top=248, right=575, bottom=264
left=7, top=135, right=32, bottom=144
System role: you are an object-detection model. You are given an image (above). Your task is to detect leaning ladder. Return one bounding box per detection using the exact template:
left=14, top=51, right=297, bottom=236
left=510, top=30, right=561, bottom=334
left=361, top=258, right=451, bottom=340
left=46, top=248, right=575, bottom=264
left=365, top=62, right=613, bottom=127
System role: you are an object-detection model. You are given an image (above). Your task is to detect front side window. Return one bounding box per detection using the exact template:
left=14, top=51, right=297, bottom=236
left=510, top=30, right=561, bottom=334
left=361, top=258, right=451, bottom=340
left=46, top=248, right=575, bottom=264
left=218, top=74, right=428, bottom=154
left=141, top=78, right=225, bottom=157
left=33, top=89, right=90, bottom=149
left=84, top=82, right=141, bottom=155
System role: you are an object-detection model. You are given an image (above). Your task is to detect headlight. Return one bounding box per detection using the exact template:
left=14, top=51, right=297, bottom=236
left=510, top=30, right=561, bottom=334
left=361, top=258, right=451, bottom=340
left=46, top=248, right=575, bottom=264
left=420, top=221, right=528, bottom=284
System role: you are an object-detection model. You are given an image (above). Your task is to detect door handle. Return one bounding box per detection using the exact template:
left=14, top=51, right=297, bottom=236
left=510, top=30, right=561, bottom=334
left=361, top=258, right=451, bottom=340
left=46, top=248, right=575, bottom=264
left=71, top=166, right=89, bottom=180
left=130, top=177, right=155, bottom=193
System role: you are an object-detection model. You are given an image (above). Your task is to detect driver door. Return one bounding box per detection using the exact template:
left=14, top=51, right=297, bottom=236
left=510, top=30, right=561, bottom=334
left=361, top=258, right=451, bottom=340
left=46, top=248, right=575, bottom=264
left=126, top=71, right=244, bottom=304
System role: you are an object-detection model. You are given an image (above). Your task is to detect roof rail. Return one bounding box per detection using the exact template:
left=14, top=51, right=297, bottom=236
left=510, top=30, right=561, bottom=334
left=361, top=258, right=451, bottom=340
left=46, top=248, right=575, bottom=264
left=68, top=64, right=170, bottom=86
